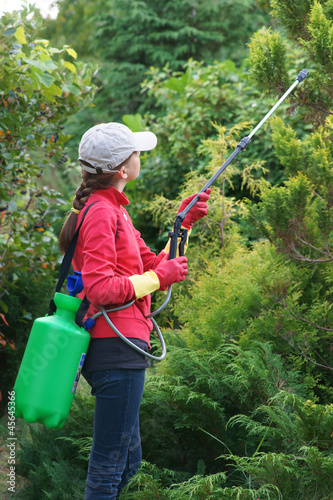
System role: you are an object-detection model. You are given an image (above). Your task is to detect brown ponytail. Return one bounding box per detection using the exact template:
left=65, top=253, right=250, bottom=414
left=58, top=170, right=115, bottom=254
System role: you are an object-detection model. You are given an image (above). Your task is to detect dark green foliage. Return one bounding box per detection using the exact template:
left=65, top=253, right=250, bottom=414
left=44, top=0, right=271, bottom=137
left=51, top=0, right=271, bottom=67
left=122, top=462, right=230, bottom=499
left=225, top=393, right=333, bottom=498
left=16, top=390, right=94, bottom=499
left=249, top=0, right=333, bottom=127
left=134, top=342, right=332, bottom=498
left=229, top=391, right=333, bottom=455
left=139, top=341, right=304, bottom=474
left=225, top=448, right=333, bottom=500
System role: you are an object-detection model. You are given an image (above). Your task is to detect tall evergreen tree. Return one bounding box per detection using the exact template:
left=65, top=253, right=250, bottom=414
left=46, top=0, right=270, bottom=121
left=249, top=0, right=333, bottom=128
left=247, top=0, right=333, bottom=262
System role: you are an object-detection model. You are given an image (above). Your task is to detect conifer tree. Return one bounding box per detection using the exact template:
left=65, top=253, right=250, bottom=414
left=247, top=1, right=333, bottom=265
left=249, top=0, right=333, bottom=128
left=47, top=0, right=270, bottom=120
left=134, top=1, right=333, bottom=496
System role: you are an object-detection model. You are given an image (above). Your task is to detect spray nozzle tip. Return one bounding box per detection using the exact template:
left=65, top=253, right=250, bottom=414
left=296, top=69, right=309, bottom=82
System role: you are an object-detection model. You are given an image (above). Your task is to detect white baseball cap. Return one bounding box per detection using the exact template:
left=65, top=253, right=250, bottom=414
left=78, top=122, right=157, bottom=173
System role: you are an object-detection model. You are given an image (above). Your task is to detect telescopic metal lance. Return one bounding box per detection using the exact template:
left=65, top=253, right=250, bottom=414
left=176, top=68, right=309, bottom=225
left=148, top=68, right=309, bottom=319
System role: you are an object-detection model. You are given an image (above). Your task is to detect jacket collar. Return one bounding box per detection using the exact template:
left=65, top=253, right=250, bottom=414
left=91, top=186, right=130, bottom=208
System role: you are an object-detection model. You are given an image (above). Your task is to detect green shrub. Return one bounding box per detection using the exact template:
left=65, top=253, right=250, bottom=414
left=139, top=341, right=305, bottom=474
left=16, top=389, right=94, bottom=499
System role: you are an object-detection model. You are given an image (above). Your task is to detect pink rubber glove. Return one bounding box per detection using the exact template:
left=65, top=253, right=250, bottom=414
left=178, top=188, right=211, bottom=230
left=154, top=254, right=188, bottom=290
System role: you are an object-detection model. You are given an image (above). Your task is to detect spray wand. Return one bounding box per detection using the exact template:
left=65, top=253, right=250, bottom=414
left=148, top=69, right=309, bottom=319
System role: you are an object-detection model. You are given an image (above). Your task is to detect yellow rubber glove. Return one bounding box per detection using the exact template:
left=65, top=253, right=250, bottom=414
left=128, top=255, right=188, bottom=299
left=128, top=271, right=160, bottom=299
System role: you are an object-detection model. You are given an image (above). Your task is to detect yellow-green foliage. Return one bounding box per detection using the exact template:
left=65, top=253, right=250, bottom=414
left=249, top=116, right=333, bottom=263
left=248, top=28, right=289, bottom=94
left=144, top=121, right=268, bottom=258
left=249, top=1, right=333, bottom=127
left=271, top=116, right=333, bottom=203
left=300, top=1, right=333, bottom=73
left=173, top=242, right=288, bottom=351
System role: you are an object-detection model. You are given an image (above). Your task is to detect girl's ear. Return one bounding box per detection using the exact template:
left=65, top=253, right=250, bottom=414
left=118, top=165, right=128, bottom=179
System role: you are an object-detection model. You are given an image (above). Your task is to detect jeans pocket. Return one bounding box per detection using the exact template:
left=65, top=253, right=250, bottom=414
left=83, top=370, right=109, bottom=389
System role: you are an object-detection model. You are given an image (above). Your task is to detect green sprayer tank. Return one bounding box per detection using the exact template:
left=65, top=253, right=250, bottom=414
left=14, top=272, right=90, bottom=429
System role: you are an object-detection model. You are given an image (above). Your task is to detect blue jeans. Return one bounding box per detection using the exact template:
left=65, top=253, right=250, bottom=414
left=82, top=369, right=146, bottom=499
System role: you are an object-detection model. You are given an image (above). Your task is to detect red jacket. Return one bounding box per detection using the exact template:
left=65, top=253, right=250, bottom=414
left=73, top=187, right=165, bottom=344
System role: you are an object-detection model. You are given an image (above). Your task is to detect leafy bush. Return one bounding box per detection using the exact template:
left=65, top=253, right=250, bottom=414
left=0, top=6, right=96, bottom=324
left=0, top=6, right=97, bottom=411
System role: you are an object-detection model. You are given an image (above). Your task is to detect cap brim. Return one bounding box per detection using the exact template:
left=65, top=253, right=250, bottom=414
left=133, top=131, right=157, bottom=152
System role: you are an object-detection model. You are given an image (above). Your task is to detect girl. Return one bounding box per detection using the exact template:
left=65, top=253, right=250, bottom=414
left=59, top=122, right=210, bottom=499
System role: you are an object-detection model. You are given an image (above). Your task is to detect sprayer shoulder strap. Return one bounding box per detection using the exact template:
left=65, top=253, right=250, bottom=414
left=47, top=202, right=99, bottom=317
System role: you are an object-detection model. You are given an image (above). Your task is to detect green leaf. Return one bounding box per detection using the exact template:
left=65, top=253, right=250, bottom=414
left=25, top=58, right=57, bottom=72
left=164, top=77, right=186, bottom=94
left=0, top=301, right=9, bottom=314
left=4, top=28, right=17, bottom=36
left=37, top=72, right=55, bottom=88
left=34, top=39, right=50, bottom=46
left=69, top=83, right=81, bottom=96
left=222, top=60, right=237, bottom=73
left=66, top=48, right=77, bottom=59
left=49, top=47, right=62, bottom=54
left=14, top=26, right=27, bottom=45
left=46, top=83, right=62, bottom=97
left=64, top=61, right=76, bottom=74
left=122, top=113, right=145, bottom=132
